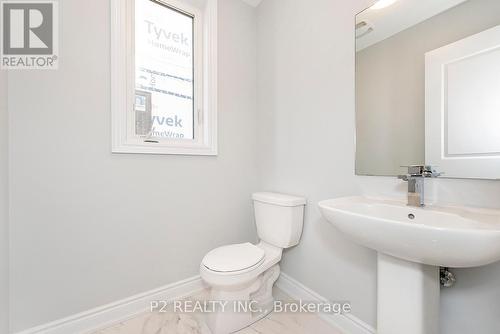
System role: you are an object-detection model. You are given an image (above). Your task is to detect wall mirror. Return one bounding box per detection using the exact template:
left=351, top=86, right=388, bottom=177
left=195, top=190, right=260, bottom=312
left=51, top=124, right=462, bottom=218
left=355, top=0, right=500, bottom=179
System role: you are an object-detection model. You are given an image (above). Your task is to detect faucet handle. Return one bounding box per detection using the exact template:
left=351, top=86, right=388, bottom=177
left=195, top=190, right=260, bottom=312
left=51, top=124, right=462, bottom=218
left=400, top=165, right=441, bottom=177
left=422, top=168, right=442, bottom=178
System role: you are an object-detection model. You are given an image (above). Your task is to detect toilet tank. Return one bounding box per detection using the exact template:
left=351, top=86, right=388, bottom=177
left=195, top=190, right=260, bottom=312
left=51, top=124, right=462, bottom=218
left=252, top=192, right=306, bottom=248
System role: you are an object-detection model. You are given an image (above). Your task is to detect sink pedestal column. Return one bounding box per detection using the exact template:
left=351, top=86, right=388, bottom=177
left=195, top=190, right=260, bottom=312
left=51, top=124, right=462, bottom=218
left=377, top=253, right=440, bottom=334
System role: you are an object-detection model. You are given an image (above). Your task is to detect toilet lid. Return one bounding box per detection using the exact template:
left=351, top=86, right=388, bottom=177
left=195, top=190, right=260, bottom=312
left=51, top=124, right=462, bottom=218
left=202, top=243, right=265, bottom=273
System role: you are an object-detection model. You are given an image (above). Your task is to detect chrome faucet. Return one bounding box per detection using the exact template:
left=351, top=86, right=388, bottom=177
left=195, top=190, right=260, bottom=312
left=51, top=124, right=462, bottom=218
left=398, top=165, right=441, bottom=207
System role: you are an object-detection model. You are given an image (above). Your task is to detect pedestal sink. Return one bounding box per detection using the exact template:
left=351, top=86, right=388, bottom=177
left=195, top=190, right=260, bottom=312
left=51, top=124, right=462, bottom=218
left=318, top=196, right=500, bottom=334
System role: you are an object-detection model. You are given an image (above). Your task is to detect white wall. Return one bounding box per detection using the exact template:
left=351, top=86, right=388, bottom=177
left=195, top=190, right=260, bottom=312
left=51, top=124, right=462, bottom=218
left=0, top=69, right=9, bottom=334
left=355, top=1, right=500, bottom=332
left=256, top=0, right=377, bottom=326
left=7, top=0, right=258, bottom=331
left=6, top=0, right=500, bottom=333
left=257, top=0, right=500, bottom=332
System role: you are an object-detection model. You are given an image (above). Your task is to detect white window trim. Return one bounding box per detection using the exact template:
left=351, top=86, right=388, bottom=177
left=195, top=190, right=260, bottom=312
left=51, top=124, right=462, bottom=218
left=111, top=0, right=218, bottom=155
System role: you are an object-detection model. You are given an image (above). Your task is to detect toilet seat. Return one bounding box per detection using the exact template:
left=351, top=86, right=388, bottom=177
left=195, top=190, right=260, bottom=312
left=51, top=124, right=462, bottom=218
left=202, top=243, right=265, bottom=273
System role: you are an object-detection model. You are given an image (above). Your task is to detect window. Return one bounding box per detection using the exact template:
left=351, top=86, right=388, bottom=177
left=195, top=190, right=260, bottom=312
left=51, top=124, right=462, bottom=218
left=135, top=0, right=195, bottom=140
left=111, top=0, right=217, bottom=155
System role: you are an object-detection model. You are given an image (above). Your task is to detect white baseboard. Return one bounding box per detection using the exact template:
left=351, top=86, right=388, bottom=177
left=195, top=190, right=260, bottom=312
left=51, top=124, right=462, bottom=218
left=14, top=272, right=374, bottom=334
left=14, top=276, right=206, bottom=334
left=276, top=273, right=375, bottom=334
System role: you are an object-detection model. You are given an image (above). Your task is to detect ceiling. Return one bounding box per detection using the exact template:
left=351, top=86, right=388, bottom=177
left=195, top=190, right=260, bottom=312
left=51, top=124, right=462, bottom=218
left=356, top=0, right=469, bottom=51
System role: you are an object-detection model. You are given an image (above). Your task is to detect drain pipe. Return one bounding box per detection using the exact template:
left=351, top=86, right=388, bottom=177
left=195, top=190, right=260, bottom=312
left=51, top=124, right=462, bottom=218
left=440, top=267, right=456, bottom=288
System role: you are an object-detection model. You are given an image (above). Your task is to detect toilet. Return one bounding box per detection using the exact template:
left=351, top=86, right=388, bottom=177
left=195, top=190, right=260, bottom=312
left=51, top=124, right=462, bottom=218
left=200, top=192, right=306, bottom=334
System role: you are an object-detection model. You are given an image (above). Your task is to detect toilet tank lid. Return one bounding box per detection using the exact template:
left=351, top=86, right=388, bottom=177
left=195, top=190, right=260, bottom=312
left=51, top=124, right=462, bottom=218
left=252, top=192, right=306, bottom=207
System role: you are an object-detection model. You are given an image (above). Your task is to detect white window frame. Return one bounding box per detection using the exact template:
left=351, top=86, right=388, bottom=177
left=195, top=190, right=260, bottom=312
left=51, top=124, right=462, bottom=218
left=111, top=0, right=218, bottom=155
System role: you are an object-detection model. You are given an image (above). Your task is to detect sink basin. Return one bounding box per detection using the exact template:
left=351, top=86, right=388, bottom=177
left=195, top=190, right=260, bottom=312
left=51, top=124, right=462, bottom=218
left=318, top=195, right=500, bottom=333
left=318, top=196, right=500, bottom=268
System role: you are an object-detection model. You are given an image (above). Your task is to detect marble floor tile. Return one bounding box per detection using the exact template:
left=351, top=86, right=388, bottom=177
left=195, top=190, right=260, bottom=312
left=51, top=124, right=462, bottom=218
left=243, top=311, right=343, bottom=334
left=91, top=289, right=344, bottom=334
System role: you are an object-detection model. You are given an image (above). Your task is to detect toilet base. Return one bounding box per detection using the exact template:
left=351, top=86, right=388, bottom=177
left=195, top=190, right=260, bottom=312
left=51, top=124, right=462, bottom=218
left=206, top=265, right=280, bottom=334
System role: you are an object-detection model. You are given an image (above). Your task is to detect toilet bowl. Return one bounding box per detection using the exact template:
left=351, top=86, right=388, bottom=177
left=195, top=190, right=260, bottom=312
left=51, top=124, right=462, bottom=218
left=200, top=192, right=306, bottom=334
